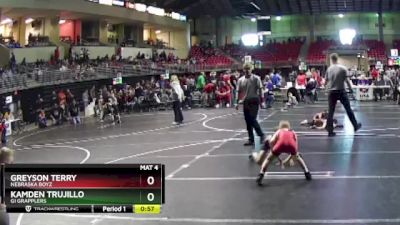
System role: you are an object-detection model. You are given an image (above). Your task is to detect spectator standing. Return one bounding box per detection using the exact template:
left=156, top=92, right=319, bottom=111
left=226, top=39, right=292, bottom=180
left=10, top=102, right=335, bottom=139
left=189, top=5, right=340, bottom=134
left=170, top=75, right=184, bottom=125
left=297, top=71, right=307, bottom=101
left=196, top=72, right=206, bottom=91
left=54, top=47, right=60, bottom=63
left=0, top=114, right=6, bottom=145
left=51, top=91, right=58, bottom=105
left=264, top=76, right=274, bottom=109
left=69, top=100, right=81, bottom=125
left=325, top=54, right=361, bottom=137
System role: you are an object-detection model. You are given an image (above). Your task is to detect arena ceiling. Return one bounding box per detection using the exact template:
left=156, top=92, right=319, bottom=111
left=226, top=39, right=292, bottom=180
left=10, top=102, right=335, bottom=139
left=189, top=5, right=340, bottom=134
left=136, top=0, right=400, bottom=17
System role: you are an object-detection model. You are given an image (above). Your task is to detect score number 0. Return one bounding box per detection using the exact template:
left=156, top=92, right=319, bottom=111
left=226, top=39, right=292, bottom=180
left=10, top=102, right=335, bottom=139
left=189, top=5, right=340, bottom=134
left=147, top=176, right=155, bottom=202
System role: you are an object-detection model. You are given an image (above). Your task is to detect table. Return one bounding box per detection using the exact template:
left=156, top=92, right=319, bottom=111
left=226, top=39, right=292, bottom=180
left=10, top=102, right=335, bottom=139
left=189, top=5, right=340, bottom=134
left=353, top=85, right=391, bottom=101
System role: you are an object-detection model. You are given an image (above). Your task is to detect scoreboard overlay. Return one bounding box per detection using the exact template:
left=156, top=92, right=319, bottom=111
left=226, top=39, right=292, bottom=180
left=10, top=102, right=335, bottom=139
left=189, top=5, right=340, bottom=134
left=0, top=164, right=165, bottom=213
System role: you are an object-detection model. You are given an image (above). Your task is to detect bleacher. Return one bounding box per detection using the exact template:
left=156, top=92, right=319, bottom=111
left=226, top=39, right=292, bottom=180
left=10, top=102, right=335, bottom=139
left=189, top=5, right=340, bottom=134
left=224, top=40, right=304, bottom=66
left=189, top=46, right=233, bottom=66
left=364, top=40, right=386, bottom=61
left=307, top=40, right=335, bottom=65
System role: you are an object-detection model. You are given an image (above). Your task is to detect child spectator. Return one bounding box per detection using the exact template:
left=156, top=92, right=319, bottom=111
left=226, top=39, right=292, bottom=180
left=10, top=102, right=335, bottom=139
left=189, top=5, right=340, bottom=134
left=38, top=110, right=47, bottom=128
left=264, top=76, right=275, bottom=109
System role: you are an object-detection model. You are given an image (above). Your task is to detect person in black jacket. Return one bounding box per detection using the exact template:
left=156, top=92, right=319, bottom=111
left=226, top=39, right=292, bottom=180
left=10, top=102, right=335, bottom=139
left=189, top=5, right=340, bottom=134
left=69, top=100, right=81, bottom=125
left=305, top=77, right=317, bottom=104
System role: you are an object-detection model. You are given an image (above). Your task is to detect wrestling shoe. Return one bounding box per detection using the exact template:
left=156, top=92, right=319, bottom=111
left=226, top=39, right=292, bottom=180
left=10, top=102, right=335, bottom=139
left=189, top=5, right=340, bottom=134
left=305, top=172, right=312, bottom=181
left=354, top=123, right=362, bottom=132
left=328, top=132, right=336, bottom=137
left=243, top=141, right=254, bottom=146
left=256, top=173, right=264, bottom=186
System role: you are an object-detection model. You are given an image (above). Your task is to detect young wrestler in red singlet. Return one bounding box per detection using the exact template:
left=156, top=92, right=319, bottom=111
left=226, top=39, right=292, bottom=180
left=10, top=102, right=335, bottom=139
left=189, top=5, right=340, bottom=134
left=256, top=120, right=312, bottom=186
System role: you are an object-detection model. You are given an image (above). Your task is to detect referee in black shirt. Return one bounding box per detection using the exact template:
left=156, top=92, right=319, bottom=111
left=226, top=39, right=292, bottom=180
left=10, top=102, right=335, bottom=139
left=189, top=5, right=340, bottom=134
left=325, top=54, right=362, bottom=136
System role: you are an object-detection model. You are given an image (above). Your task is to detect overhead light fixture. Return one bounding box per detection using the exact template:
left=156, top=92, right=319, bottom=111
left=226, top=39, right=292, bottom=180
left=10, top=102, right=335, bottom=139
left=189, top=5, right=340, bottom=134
left=276, top=16, right=282, bottom=21
left=251, top=18, right=256, bottom=22
left=241, top=33, right=259, bottom=46
left=155, top=30, right=161, bottom=34
left=1, top=18, right=13, bottom=25
left=59, top=20, right=66, bottom=25
left=25, top=18, right=34, bottom=24
left=338, top=14, right=344, bottom=18
left=171, top=12, right=181, bottom=20
left=147, top=6, right=165, bottom=16
left=339, top=28, right=356, bottom=45
left=135, top=3, right=147, bottom=12
left=249, top=2, right=261, bottom=11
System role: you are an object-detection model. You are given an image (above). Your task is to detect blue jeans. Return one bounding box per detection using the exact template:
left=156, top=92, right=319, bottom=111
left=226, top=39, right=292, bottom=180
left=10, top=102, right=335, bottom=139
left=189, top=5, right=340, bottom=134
left=265, top=94, right=274, bottom=108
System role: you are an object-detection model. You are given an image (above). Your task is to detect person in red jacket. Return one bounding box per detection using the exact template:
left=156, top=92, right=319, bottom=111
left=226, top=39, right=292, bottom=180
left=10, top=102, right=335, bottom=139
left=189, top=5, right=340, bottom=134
left=215, top=81, right=231, bottom=108
left=255, top=120, right=312, bottom=186
left=371, top=68, right=379, bottom=80
left=297, top=71, right=307, bottom=101
left=202, top=82, right=216, bottom=107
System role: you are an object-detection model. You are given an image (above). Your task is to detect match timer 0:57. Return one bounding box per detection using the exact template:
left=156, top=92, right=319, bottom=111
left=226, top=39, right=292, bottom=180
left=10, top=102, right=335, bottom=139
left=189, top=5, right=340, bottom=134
left=134, top=204, right=161, bottom=214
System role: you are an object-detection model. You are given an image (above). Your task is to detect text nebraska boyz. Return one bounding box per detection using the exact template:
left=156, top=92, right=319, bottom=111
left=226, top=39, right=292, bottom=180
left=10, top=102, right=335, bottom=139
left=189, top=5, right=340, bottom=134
left=10, top=174, right=77, bottom=188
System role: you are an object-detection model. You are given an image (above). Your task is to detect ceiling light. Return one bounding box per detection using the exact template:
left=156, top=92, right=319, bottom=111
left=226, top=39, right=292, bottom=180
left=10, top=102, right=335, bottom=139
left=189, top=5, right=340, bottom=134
left=338, top=14, right=344, bottom=18
left=251, top=18, right=256, bottom=22
left=59, top=20, right=66, bottom=24
left=1, top=18, right=13, bottom=25
left=241, top=33, right=259, bottom=46
left=276, top=16, right=282, bottom=21
left=25, top=18, right=34, bottom=24
left=155, top=30, right=161, bottom=34
left=339, top=28, right=356, bottom=45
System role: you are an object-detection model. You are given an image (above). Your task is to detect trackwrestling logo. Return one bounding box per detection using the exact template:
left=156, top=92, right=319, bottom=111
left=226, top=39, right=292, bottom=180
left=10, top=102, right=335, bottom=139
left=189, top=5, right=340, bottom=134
left=25, top=205, right=32, bottom=212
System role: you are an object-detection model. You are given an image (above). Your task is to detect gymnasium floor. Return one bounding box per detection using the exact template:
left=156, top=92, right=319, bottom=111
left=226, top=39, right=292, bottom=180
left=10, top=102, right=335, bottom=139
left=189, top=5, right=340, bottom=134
left=8, top=100, right=400, bottom=225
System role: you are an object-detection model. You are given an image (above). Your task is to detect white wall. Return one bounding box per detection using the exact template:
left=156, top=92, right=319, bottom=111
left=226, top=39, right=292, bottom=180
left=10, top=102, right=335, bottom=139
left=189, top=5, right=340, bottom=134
left=156, top=49, right=177, bottom=56
left=11, top=46, right=64, bottom=63
left=121, top=47, right=152, bottom=59
left=72, top=46, right=115, bottom=59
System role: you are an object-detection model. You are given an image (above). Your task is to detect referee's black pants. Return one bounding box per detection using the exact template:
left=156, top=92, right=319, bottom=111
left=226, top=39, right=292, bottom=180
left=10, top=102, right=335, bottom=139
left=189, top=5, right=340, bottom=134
left=243, top=97, right=264, bottom=143
left=326, top=90, right=358, bottom=133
